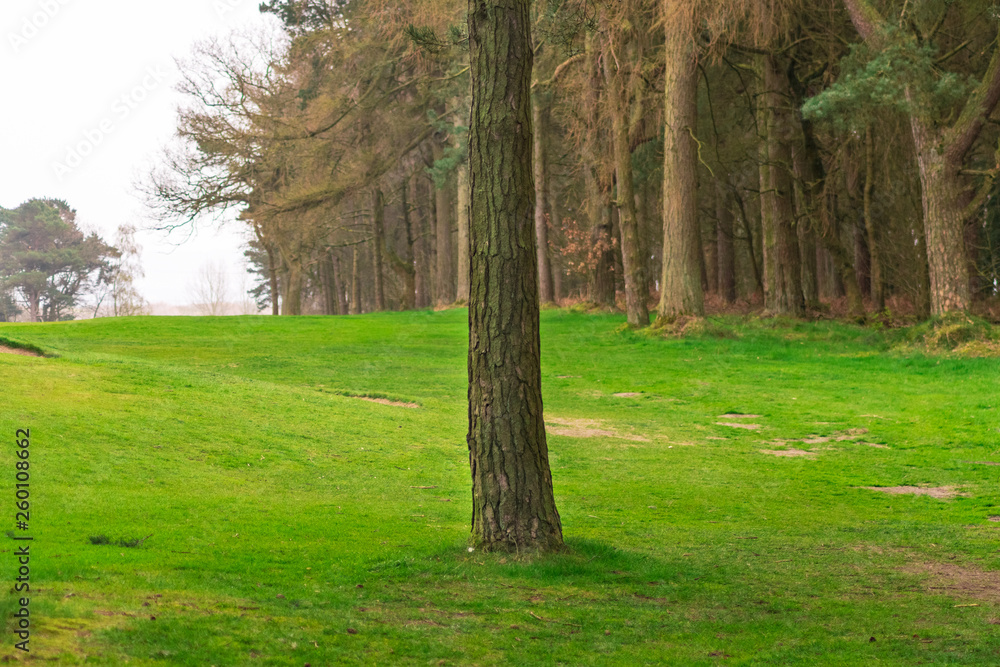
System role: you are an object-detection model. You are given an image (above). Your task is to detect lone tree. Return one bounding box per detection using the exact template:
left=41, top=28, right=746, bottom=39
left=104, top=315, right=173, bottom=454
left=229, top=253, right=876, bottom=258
left=466, top=0, right=563, bottom=552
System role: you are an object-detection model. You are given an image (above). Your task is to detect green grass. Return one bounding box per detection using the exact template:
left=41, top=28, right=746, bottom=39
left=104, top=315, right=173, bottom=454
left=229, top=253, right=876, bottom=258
left=0, top=310, right=998, bottom=665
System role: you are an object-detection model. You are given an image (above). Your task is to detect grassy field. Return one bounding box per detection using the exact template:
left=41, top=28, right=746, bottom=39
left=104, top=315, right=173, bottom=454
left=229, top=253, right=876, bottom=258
left=0, top=309, right=998, bottom=665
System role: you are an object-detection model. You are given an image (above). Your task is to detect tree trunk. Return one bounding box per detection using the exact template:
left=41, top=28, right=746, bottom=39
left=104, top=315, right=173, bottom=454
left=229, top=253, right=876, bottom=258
left=549, top=180, right=563, bottom=302
left=284, top=261, right=302, bottom=316
left=432, top=142, right=455, bottom=306
left=350, top=247, right=361, bottom=314
left=412, top=174, right=432, bottom=308
left=657, top=20, right=703, bottom=320
left=321, top=253, right=337, bottom=315
left=266, top=244, right=279, bottom=316
left=715, top=181, right=736, bottom=303
left=456, top=159, right=471, bottom=303
left=467, top=0, right=562, bottom=552
left=798, top=115, right=863, bottom=316
left=333, top=254, right=348, bottom=315
left=822, top=189, right=866, bottom=318
left=791, top=139, right=820, bottom=309
left=911, top=118, right=971, bottom=315
left=397, top=179, right=418, bottom=310
left=602, top=32, right=649, bottom=327
left=590, top=202, right=617, bottom=307
left=582, top=31, right=616, bottom=308
left=760, top=55, right=804, bottom=317
left=371, top=188, right=387, bottom=311
left=383, top=183, right=417, bottom=311
left=532, top=91, right=556, bottom=305
left=863, top=126, right=884, bottom=311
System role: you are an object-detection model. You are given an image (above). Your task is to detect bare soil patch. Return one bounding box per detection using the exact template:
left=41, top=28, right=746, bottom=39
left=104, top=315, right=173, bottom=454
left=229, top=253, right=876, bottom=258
left=716, top=422, right=761, bottom=430
left=546, top=417, right=649, bottom=442
left=989, top=516, right=1000, bottom=522
left=760, top=448, right=815, bottom=458
left=613, top=392, right=643, bottom=398
left=901, top=561, right=1000, bottom=605
left=964, top=460, right=1000, bottom=466
left=861, top=486, right=960, bottom=499
left=0, top=345, right=40, bottom=357
left=836, top=428, right=869, bottom=441
left=354, top=396, right=420, bottom=409
left=864, top=442, right=890, bottom=449
left=718, top=413, right=761, bottom=419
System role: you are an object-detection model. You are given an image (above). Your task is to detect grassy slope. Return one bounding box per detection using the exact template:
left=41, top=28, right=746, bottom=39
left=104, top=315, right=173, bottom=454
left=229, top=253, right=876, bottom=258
left=0, top=310, right=998, bottom=665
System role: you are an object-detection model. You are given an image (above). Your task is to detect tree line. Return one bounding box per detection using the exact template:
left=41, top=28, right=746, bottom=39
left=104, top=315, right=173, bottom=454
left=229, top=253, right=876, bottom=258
left=145, top=0, right=1000, bottom=323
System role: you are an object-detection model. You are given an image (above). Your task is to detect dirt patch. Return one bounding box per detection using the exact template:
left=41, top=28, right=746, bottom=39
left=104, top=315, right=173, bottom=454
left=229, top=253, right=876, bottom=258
left=761, top=448, right=816, bottom=458
left=836, top=428, right=869, bottom=441
left=861, top=486, right=960, bottom=499
left=901, top=561, right=1000, bottom=605
left=0, top=345, right=40, bottom=357
left=864, top=442, right=890, bottom=449
left=716, top=422, right=761, bottom=430
left=546, top=417, right=649, bottom=442
left=718, top=413, right=761, bottom=419
left=801, top=436, right=830, bottom=444
left=964, top=461, right=1000, bottom=466
left=989, top=516, right=1000, bottom=522
left=613, top=392, right=643, bottom=398
left=354, top=396, right=420, bottom=409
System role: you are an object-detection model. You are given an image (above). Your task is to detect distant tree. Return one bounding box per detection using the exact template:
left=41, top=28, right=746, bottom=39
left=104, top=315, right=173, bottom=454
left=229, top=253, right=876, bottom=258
left=466, top=0, right=563, bottom=552
left=0, top=199, right=116, bottom=322
left=190, top=261, right=230, bottom=316
left=96, top=224, right=149, bottom=317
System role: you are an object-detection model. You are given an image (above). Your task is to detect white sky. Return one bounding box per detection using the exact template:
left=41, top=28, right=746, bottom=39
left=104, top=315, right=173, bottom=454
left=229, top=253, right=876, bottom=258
left=0, top=0, right=279, bottom=306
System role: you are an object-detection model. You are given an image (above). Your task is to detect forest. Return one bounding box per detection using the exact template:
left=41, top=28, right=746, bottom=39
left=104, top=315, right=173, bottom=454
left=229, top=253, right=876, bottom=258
left=144, top=0, right=1000, bottom=324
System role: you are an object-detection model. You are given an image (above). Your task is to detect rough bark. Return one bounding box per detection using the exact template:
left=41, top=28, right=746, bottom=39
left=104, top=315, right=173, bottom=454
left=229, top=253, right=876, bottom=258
left=371, top=188, right=386, bottom=312
left=911, top=118, right=972, bottom=314
left=657, top=22, right=704, bottom=320
left=466, top=0, right=562, bottom=552
left=532, top=91, right=556, bottom=305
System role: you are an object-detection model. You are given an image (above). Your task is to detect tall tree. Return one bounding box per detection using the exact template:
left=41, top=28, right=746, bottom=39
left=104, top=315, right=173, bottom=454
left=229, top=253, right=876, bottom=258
left=826, top=0, right=1000, bottom=314
left=467, top=0, right=563, bottom=552
left=601, top=8, right=651, bottom=327
left=657, top=4, right=704, bottom=320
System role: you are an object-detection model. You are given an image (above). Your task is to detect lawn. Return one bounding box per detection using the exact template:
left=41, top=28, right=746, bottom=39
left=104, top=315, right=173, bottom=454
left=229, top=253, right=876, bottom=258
left=0, top=309, right=998, bottom=665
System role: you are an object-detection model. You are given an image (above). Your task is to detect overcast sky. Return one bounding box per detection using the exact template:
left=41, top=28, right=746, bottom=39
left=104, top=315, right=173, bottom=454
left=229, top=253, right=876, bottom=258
left=0, top=0, right=280, bottom=306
